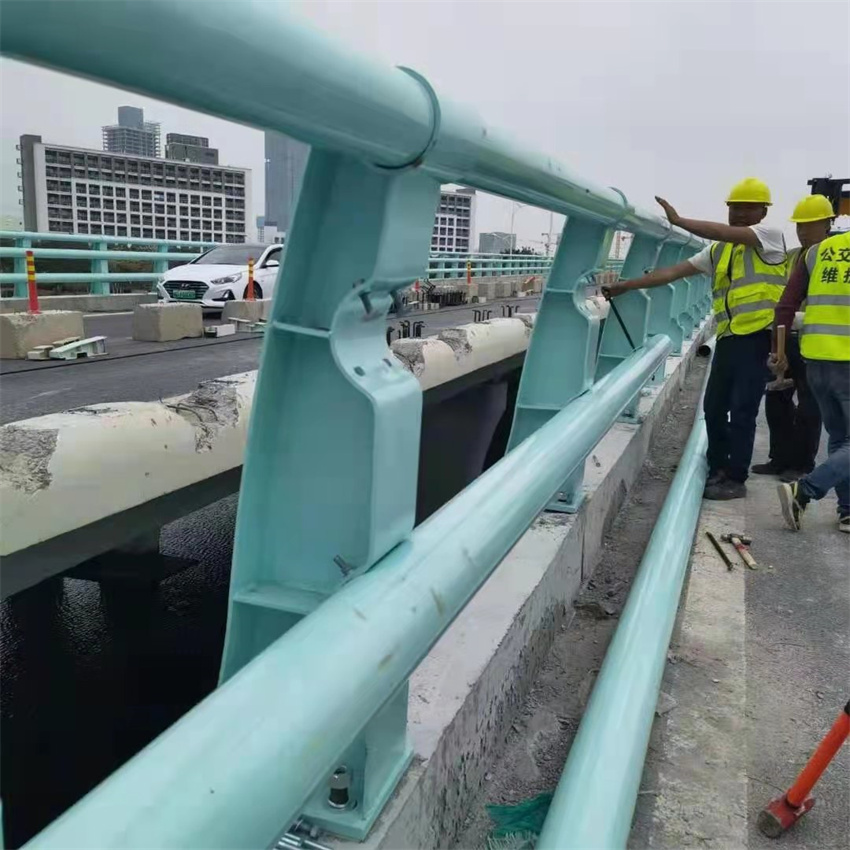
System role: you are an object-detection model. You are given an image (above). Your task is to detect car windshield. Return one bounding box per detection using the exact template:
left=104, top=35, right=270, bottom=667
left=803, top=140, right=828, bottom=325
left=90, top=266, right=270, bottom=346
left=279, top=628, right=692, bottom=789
left=193, top=246, right=265, bottom=266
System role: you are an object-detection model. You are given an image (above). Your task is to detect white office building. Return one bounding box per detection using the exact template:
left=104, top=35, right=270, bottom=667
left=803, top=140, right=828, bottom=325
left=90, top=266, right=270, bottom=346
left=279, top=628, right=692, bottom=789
left=18, top=135, right=252, bottom=243
left=431, top=186, right=476, bottom=253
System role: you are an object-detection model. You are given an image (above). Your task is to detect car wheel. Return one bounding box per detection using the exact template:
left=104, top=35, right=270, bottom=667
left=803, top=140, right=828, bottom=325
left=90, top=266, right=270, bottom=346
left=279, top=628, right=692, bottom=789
left=242, top=283, right=263, bottom=300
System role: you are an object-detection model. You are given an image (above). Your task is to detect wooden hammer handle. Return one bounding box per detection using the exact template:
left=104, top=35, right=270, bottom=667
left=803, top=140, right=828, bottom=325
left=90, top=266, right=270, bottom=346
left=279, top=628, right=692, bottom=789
left=730, top=535, right=758, bottom=569
left=775, top=324, right=786, bottom=359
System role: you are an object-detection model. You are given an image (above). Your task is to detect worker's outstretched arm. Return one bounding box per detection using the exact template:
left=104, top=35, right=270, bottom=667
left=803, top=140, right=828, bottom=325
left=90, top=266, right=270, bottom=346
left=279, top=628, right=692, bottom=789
left=603, top=260, right=697, bottom=299
left=655, top=197, right=760, bottom=246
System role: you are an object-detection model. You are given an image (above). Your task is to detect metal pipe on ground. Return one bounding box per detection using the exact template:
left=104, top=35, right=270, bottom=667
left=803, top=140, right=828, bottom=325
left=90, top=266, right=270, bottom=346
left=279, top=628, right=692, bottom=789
left=536, top=355, right=711, bottom=850
left=24, top=335, right=671, bottom=850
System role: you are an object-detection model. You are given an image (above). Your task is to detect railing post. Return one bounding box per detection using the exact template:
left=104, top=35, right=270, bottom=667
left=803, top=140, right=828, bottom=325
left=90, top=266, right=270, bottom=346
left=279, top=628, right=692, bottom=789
left=595, top=234, right=659, bottom=421
left=12, top=235, right=30, bottom=298
left=646, top=240, right=684, bottom=358
left=90, top=240, right=110, bottom=295
left=507, top=216, right=608, bottom=512
left=219, top=148, right=440, bottom=840
left=153, top=241, right=170, bottom=291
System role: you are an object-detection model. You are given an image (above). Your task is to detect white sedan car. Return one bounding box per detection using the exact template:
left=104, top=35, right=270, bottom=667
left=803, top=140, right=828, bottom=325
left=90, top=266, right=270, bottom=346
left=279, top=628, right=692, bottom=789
left=157, top=243, right=283, bottom=307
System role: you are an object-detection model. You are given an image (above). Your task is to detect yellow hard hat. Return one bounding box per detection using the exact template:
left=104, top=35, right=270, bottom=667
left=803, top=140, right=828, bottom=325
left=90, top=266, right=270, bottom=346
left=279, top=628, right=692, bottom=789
left=726, top=177, right=772, bottom=205
left=789, top=194, right=835, bottom=223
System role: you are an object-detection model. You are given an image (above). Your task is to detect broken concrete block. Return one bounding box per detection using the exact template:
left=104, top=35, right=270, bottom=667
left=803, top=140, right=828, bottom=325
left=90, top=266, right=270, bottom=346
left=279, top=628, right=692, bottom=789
left=655, top=691, right=678, bottom=716
left=204, top=323, right=237, bottom=338
left=222, top=299, right=272, bottom=324
left=0, top=311, right=85, bottom=359
left=132, top=303, right=203, bottom=342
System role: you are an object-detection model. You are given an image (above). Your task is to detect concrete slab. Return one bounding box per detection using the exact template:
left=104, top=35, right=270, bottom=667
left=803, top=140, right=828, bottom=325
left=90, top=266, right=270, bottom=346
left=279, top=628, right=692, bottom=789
left=0, top=311, right=85, bottom=359
left=221, top=299, right=271, bottom=324
left=132, top=303, right=203, bottom=342
left=0, top=293, right=156, bottom=314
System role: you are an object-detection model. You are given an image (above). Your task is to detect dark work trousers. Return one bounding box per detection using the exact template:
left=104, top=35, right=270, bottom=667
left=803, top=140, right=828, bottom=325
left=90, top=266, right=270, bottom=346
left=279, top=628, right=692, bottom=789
left=704, top=330, right=772, bottom=482
left=764, top=332, right=822, bottom=472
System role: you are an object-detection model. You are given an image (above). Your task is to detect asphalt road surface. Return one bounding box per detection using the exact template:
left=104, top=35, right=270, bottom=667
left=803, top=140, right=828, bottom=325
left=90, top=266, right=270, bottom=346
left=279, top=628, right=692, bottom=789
left=0, top=296, right=540, bottom=424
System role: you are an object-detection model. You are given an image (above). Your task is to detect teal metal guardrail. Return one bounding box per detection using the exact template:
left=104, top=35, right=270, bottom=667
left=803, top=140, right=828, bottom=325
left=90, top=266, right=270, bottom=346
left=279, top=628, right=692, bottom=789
left=0, top=231, right=214, bottom=297
left=2, top=2, right=713, bottom=846
left=18, top=338, right=674, bottom=850
left=537, top=366, right=710, bottom=850
left=0, top=235, right=612, bottom=294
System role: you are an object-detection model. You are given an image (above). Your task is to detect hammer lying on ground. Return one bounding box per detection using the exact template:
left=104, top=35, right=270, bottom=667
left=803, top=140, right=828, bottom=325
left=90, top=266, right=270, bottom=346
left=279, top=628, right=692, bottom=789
left=767, top=324, right=794, bottom=392
left=721, top=532, right=758, bottom=569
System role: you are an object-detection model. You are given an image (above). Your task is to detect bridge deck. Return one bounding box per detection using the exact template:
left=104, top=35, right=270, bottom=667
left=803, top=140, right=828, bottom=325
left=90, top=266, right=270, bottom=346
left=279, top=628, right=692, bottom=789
left=0, top=297, right=540, bottom=423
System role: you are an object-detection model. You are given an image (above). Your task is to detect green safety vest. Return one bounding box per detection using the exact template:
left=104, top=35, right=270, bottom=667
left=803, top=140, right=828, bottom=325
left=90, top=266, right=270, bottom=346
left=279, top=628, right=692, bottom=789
left=710, top=241, right=788, bottom=337
left=801, top=231, right=850, bottom=361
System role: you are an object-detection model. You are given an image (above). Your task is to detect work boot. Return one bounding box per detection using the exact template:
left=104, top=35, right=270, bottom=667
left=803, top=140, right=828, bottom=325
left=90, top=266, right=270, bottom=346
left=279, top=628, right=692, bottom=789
left=777, top=481, right=808, bottom=531
left=704, top=480, right=747, bottom=501
left=706, top=469, right=727, bottom=487
left=752, top=460, right=784, bottom=476
left=839, top=515, right=850, bottom=534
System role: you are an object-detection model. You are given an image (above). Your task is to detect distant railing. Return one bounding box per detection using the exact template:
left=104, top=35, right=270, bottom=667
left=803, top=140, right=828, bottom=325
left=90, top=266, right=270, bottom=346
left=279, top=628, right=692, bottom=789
left=0, top=234, right=576, bottom=297
left=0, top=230, right=214, bottom=297
left=1, top=2, right=711, bottom=848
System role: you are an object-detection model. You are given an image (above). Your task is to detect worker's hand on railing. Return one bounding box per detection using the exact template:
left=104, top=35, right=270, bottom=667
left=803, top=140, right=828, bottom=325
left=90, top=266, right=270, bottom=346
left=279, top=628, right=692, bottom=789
left=767, top=352, right=788, bottom=376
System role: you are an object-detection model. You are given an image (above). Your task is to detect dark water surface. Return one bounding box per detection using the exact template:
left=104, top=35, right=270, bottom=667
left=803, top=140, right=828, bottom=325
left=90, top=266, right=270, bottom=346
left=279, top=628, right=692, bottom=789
left=1, top=496, right=238, bottom=848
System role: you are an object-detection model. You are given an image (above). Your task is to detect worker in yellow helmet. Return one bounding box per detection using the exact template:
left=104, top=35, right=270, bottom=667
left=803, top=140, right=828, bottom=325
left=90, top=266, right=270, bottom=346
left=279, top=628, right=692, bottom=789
left=604, top=178, right=787, bottom=500
left=774, top=216, right=850, bottom=533
left=752, top=195, right=834, bottom=479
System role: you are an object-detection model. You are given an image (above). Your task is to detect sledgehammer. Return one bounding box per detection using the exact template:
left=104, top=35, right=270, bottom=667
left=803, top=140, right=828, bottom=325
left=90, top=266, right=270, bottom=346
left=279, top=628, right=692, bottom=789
left=758, top=700, right=850, bottom=838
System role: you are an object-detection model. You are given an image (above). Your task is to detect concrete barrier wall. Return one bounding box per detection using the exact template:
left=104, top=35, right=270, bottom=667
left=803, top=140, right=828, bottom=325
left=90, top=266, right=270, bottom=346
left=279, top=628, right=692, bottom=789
left=0, top=293, right=157, bottom=313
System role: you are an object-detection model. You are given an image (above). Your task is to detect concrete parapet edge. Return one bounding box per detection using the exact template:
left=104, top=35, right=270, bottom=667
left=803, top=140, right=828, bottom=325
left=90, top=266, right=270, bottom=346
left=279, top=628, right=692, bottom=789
left=0, top=315, right=538, bottom=593
left=337, top=322, right=712, bottom=850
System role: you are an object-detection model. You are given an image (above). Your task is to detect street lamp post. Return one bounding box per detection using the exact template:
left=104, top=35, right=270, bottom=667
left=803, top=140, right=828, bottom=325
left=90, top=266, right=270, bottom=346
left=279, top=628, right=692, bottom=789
left=509, top=201, right=526, bottom=257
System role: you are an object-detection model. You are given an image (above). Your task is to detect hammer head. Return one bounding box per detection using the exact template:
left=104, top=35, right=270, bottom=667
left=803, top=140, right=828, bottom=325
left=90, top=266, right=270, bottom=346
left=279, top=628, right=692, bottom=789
left=766, top=377, right=794, bottom=392
left=721, top=533, right=753, bottom=545
left=757, top=794, right=815, bottom=838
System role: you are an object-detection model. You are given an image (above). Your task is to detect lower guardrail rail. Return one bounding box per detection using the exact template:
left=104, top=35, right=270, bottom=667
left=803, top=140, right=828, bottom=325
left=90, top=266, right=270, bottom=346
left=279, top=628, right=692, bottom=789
left=537, top=361, right=710, bottom=850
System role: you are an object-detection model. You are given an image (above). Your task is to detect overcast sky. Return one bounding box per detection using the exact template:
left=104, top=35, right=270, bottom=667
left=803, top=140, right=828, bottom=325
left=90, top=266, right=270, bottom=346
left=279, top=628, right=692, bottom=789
left=2, top=0, right=848, bottom=247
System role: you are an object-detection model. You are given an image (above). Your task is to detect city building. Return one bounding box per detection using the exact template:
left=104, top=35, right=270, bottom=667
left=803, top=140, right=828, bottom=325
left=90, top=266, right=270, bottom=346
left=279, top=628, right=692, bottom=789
left=256, top=215, right=285, bottom=244
left=431, top=187, right=476, bottom=253
left=0, top=213, right=23, bottom=231
left=18, top=134, right=251, bottom=243
left=165, top=133, right=219, bottom=165
left=478, top=231, right=515, bottom=253
left=264, top=131, right=309, bottom=237
left=102, top=106, right=161, bottom=158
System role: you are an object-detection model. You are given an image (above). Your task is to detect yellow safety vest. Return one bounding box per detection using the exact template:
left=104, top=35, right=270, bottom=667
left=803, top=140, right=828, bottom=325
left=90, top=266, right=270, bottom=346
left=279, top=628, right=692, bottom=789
left=801, top=231, right=850, bottom=361
left=710, top=242, right=788, bottom=337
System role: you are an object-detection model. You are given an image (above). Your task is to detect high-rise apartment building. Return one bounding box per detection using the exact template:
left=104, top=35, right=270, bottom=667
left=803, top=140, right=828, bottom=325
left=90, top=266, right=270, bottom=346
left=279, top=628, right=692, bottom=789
left=165, top=133, right=219, bottom=165
left=102, top=106, right=161, bottom=158
left=478, top=231, right=515, bottom=253
left=19, top=134, right=251, bottom=243
left=264, top=131, right=309, bottom=236
left=431, top=187, right=476, bottom=253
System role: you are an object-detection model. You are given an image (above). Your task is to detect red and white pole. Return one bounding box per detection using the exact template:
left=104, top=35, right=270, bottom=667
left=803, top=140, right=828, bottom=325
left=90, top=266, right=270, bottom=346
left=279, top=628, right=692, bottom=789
left=247, top=257, right=255, bottom=301
left=26, top=250, right=40, bottom=314
left=466, top=260, right=472, bottom=286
